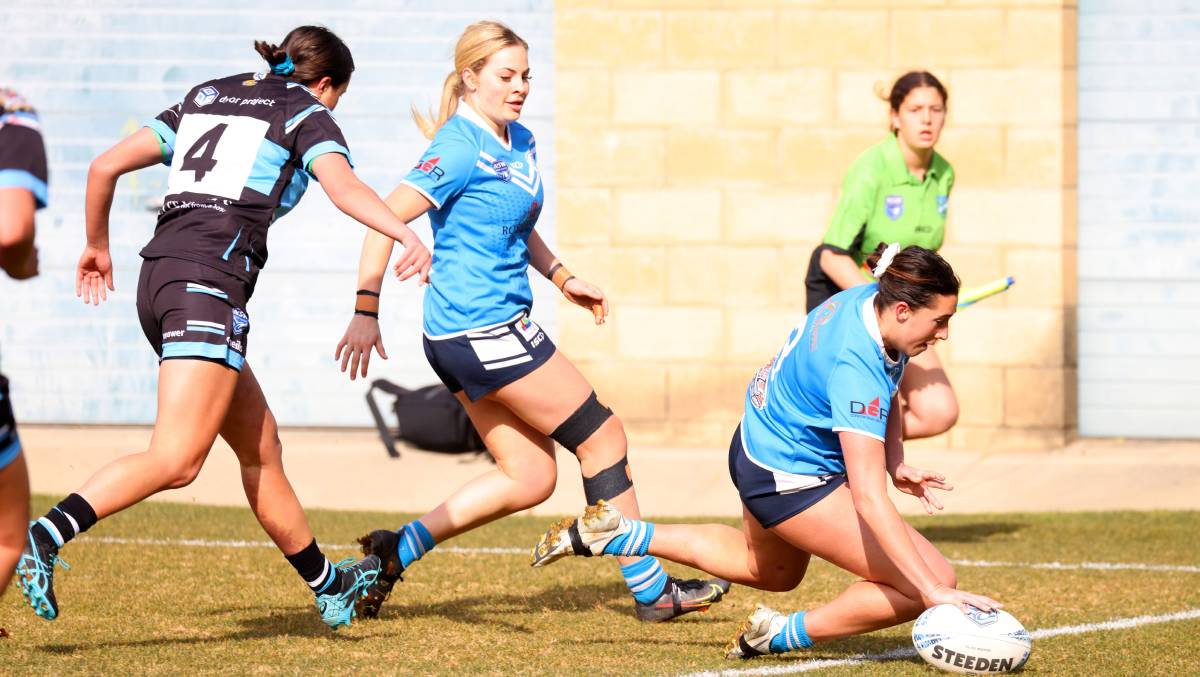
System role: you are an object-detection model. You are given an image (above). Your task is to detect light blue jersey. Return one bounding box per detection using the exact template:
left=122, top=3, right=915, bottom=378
left=741, top=283, right=906, bottom=478
left=403, top=104, right=544, bottom=337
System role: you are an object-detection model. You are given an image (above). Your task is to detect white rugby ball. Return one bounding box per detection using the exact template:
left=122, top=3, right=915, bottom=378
left=912, top=604, right=1032, bottom=674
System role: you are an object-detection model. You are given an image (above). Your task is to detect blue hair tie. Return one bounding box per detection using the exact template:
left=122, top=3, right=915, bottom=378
left=271, top=53, right=295, bottom=76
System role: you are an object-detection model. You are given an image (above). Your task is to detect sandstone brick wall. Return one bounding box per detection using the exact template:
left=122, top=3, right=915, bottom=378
left=553, top=0, right=1077, bottom=449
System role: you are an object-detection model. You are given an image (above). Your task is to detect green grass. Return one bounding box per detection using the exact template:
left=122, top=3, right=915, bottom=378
left=2, top=498, right=1198, bottom=676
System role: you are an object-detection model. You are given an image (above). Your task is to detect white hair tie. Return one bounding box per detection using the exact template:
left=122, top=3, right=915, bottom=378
left=872, top=242, right=901, bottom=279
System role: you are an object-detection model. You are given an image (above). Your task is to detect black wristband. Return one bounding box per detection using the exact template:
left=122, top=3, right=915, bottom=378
left=546, top=262, right=564, bottom=280
left=356, top=289, right=380, bottom=297
left=354, top=309, right=379, bottom=318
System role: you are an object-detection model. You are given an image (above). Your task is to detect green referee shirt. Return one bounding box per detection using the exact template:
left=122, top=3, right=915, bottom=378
left=822, top=135, right=954, bottom=267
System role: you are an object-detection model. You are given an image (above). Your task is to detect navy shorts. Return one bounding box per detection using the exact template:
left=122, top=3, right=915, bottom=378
left=423, top=313, right=556, bottom=401
left=136, top=257, right=251, bottom=372
left=727, top=425, right=847, bottom=529
left=0, top=373, right=22, bottom=471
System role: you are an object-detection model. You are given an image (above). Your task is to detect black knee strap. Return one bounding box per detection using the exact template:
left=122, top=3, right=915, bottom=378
left=583, top=456, right=633, bottom=504
left=550, top=390, right=612, bottom=453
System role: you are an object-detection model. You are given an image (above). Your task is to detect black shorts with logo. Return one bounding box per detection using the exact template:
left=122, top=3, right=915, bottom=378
left=423, top=313, right=556, bottom=401
left=727, top=424, right=847, bottom=529
left=136, top=257, right=250, bottom=371
left=0, top=373, right=22, bottom=470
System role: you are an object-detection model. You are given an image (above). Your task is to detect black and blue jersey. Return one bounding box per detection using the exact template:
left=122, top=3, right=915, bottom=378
left=140, top=72, right=352, bottom=286
left=0, top=86, right=48, bottom=209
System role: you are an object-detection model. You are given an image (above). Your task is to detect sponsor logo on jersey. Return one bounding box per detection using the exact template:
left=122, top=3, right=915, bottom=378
left=194, top=86, right=218, bottom=107
left=885, top=195, right=904, bottom=220
left=492, top=160, right=511, bottom=182
left=750, top=356, right=776, bottom=410
left=228, top=339, right=243, bottom=353
left=937, top=194, right=948, bottom=216
left=809, top=300, right=840, bottom=351
left=231, top=308, right=250, bottom=336
left=511, top=161, right=524, bottom=170
left=849, top=397, right=886, bottom=419
left=162, top=330, right=186, bottom=340
left=415, top=156, right=445, bottom=181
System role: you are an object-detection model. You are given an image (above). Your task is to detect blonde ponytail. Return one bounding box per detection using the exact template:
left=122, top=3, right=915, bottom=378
left=413, top=71, right=465, bottom=141
left=413, top=20, right=528, bottom=139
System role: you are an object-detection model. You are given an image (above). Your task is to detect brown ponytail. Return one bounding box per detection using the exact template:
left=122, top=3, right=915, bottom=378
left=866, top=244, right=960, bottom=311
left=253, top=25, right=354, bottom=88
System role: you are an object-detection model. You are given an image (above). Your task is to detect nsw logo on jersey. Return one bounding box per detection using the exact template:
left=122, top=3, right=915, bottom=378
left=194, top=86, right=218, bottom=107
left=415, top=156, right=445, bottom=181
left=492, top=160, right=511, bottom=182
left=750, top=356, right=776, bottom=410
left=849, top=397, right=887, bottom=420
left=885, top=195, right=904, bottom=221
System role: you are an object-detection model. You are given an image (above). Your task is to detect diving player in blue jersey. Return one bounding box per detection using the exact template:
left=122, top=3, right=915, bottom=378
left=0, top=86, right=45, bottom=615
left=532, top=244, right=1002, bottom=658
left=335, top=20, right=730, bottom=622
left=15, top=27, right=431, bottom=630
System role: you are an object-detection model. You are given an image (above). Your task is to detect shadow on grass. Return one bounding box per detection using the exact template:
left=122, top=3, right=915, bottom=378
left=38, top=607, right=366, bottom=654
left=916, top=521, right=1027, bottom=543
left=382, top=581, right=629, bottom=633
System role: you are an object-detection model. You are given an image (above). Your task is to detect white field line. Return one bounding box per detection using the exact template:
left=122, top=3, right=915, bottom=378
left=678, top=608, right=1200, bottom=677
left=82, top=536, right=1200, bottom=574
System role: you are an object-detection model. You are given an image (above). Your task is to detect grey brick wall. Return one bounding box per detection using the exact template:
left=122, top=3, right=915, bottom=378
left=0, top=1, right=557, bottom=426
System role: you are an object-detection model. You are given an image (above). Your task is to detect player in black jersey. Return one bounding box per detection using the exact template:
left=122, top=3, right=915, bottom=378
left=15, top=27, right=430, bottom=630
left=1, top=86, right=45, bottom=624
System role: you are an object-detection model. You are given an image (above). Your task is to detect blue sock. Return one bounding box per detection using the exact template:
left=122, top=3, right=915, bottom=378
left=601, top=518, right=654, bottom=557
left=396, top=521, right=436, bottom=570
left=769, top=611, right=813, bottom=653
left=620, top=557, right=669, bottom=604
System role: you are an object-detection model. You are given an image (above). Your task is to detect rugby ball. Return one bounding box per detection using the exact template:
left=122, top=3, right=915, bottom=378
left=912, top=604, right=1032, bottom=674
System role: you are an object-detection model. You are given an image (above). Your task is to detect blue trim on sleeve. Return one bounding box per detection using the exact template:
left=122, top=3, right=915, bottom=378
left=0, top=436, right=23, bottom=470
left=161, top=341, right=245, bottom=371
left=302, top=141, right=353, bottom=178
left=0, top=169, right=48, bottom=209
left=144, top=119, right=177, bottom=165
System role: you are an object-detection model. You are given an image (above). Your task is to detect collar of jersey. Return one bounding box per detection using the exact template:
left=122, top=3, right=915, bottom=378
left=861, top=291, right=900, bottom=367
left=881, top=134, right=941, bottom=186
left=456, top=100, right=512, bottom=151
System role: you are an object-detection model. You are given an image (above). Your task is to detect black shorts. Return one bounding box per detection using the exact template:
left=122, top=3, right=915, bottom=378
left=136, top=257, right=251, bottom=372
left=727, top=424, right=847, bottom=529
left=0, top=373, right=22, bottom=471
left=423, top=313, right=556, bottom=401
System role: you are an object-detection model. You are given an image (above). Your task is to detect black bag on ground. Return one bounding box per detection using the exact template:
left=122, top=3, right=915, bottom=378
left=366, top=380, right=486, bottom=458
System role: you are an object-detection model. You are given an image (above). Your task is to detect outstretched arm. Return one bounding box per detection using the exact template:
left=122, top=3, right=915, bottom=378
left=334, top=184, right=435, bottom=380
left=311, top=153, right=431, bottom=286
left=841, top=431, right=999, bottom=613
left=78, top=128, right=163, bottom=303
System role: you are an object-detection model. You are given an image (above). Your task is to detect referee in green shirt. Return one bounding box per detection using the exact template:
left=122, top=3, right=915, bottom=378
left=804, top=71, right=959, bottom=440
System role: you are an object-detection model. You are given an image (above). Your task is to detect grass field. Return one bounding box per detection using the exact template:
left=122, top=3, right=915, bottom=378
left=2, top=498, right=1198, bottom=676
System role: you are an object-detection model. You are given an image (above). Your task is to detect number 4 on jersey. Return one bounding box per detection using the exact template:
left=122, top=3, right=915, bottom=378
left=181, top=123, right=227, bottom=181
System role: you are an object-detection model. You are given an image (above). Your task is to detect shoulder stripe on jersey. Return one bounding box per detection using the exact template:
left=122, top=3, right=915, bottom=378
left=0, top=169, right=48, bottom=209
left=284, top=104, right=326, bottom=135
left=0, top=111, right=41, bottom=131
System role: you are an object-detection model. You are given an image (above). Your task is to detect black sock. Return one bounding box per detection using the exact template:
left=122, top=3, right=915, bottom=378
left=31, top=493, right=98, bottom=547
left=284, top=539, right=337, bottom=594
